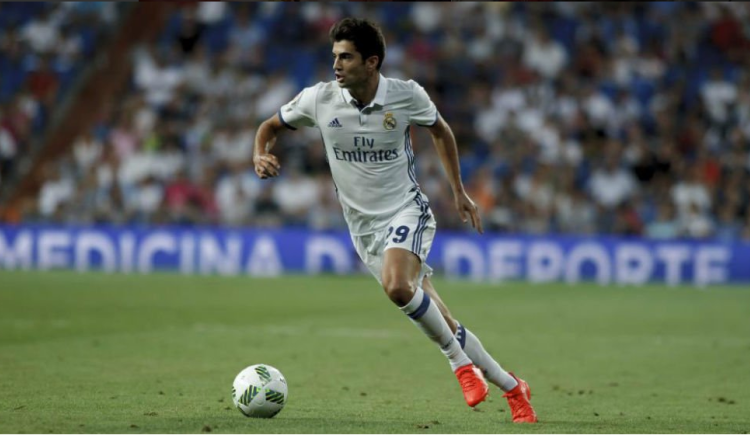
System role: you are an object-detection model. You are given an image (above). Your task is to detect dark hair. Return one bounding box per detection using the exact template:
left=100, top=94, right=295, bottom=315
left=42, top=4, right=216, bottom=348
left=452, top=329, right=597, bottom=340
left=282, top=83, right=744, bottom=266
left=329, top=18, right=386, bottom=70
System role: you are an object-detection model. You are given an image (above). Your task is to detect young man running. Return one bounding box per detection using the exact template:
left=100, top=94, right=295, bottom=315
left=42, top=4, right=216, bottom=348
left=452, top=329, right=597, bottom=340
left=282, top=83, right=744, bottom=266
left=253, top=17, right=537, bottom=423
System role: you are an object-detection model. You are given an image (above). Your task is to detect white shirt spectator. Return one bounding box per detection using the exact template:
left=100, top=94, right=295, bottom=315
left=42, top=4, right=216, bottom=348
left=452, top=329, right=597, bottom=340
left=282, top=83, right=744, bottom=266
left=514, top=171, right=554, bottom=213
left=272, top=170, right=321, bottom=217
left=197, top=2, right=227, bottom=25
left=551, top=94, right=579, bottom=127
left=119, top=149, right=185, bottom=188
left=583, top=88, right=615, bottom=128
left=133, top=102, right=157, bottom=137
left=21, top=14, right=60, bottom=54
left=523, top=31, right=567, bottom=79
left=134, top=48, right=184, bottom=107
left=411, top=3, right=443, bottom=34
left=612, top=36, right=639, bottom=86
left=73, top=133, right=101, bottom=173
left=308, top=176, right=346, bottom=230
left=127, top=180, right=164, bottom=215
left=97, top=163, right=114, bottom=190
left=212, top=126, right=254, bottom=165
left=215, top=170, right=259, bottom=225
left=588, top=164, right=637, bottom=208
left=183, top=52, right=212, bottom=95
left=0, top=126, right=17, bottom=160
left=701, top=72, right=738, bottom=124
left=38, top=176, right=74, bottom=217
left=516, top=106, right=545, bottom=133
left=118, top=152, right=153, bottom=188
left=56, top=29, right=83, bottom=67
left=608, top=93, right=642, bottom=132
left=636, top=52, right=666, bottom=82
left=529, top=118, right=562, bottom=163
left=467, top=30, right=495, bottom=62
left=151, top=149, right=186, bottom=181
left=492, top=84, right=527, bottom=115
left=555, top=191, right=597, bottom=234
left=201, top=65, right=236, bottom=98
left=474, top=105, right=506, bottom=144
left=671, top=179, right=711, bottom=216
left=561, top=138, right=584, bottom=166
left=680, top=206, right=714, bottom=238
left=255, top=76, right=295, bottom=119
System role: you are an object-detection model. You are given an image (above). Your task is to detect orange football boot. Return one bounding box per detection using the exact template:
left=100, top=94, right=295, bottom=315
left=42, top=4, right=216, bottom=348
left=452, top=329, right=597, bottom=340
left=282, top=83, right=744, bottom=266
left=503, top=372, right=538, bottom=423
left=454, top=364, right=489, bottom=407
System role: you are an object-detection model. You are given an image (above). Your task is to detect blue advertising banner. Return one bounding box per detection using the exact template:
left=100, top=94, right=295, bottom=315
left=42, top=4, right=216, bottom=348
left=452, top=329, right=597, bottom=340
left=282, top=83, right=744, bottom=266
left=1, top=225, right=748, bottom=286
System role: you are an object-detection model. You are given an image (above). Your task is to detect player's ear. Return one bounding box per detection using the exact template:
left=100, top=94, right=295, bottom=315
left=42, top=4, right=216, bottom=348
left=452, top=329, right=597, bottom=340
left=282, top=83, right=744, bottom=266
left=365, top=55, right=379, bottom=72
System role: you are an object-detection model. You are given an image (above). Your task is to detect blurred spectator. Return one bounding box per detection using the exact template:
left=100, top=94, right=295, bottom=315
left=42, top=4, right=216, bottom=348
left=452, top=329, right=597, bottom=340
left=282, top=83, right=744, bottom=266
left=20, top=7, right=60, bottom=55
left=701, top=68, right=737, bottom=127
left=0, top=119, right=17, bottom=182
left=134, top=47, right=185, bottom=108
left=671, top=165, right=712, bottom=218
left=26, top=56, right=60, bottom=109
left=72, top=130, right=102, bottom=176
left=215, top=163, right=259, bottom=226
left=523, top=26, right=567, bottom=80
left=164, top=168, right=217, bottom=225
left=56, top=24, right=83, bottom=67
left=308, top=174, right=346, bottom=230
left=646, top=203, right=680, bottom=240
left=679, top=202, right=714, bottom=239
left=125, top=175, right=164, bottom=224
left=588, top=153, right=637, bottom=210
left=272, top=165, right=321, bottom=226
left=38, top=163, right=74, bottom=219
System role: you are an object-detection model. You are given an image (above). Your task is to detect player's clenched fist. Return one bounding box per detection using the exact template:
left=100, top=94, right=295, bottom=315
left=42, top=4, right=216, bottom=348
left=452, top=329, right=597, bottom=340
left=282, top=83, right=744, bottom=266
left=253, top=154, right=281, bottom=179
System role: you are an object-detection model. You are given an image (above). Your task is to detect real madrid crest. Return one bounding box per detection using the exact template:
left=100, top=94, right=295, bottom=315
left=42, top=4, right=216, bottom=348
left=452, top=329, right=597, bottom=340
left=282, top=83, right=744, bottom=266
left=383, top=112, right=397, bottom=130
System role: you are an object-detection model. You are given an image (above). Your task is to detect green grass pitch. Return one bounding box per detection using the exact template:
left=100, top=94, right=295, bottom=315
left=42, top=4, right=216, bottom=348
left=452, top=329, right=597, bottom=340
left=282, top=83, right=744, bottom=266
left=1, top=271, right=749, bottom=433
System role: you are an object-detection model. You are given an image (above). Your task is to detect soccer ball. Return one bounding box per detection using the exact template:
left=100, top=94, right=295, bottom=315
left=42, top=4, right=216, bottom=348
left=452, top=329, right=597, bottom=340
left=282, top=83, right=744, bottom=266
left=231, top=364, right=288, bottom=418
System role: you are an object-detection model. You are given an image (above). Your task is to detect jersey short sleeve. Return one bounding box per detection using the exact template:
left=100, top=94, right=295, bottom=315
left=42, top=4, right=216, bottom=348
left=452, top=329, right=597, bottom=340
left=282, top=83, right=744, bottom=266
left=278, top=83, right=322, bottom=129
left=408, top=80, right=439, bottom=127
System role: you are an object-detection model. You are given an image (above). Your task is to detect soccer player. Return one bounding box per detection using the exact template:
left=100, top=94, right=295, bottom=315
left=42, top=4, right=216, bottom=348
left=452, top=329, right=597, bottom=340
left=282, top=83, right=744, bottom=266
left=253, top=17, right=537, bottom=423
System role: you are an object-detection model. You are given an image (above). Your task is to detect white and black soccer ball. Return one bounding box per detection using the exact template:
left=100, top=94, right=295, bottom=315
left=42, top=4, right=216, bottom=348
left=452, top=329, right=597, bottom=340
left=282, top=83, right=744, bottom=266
left=232, top=364, right=288, bottom=418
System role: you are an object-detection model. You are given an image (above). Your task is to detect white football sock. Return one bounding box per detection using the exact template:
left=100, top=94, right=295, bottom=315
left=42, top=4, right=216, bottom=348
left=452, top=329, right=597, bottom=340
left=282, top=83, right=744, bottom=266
left=455, top=322, right=518, bottom=392
left=400, top=287, right=472, bottom=371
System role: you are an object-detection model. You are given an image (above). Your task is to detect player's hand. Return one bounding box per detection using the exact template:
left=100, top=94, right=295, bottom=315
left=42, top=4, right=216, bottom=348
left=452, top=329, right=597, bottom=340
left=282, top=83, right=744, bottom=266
left=455, top=191, right=483, bottom=234
left=253, top=154, right=281, bottom=179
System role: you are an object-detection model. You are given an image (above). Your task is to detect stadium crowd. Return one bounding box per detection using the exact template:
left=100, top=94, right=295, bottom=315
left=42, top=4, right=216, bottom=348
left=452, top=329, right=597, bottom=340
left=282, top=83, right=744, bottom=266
left=11, top=2, right=750, bottom=240
left=0, top=2, right=122, bottom=193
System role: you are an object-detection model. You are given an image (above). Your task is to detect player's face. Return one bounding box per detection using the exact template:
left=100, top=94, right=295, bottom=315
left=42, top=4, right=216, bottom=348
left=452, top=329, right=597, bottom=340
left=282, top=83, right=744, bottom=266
left=332, top=40, right=376, bottom=88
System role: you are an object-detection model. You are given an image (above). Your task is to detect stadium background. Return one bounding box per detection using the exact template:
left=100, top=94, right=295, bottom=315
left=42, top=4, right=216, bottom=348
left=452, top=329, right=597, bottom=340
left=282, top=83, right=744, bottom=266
left=1, top=2, right=749, bottom=434
left=1, top=1, right=749, bottom=284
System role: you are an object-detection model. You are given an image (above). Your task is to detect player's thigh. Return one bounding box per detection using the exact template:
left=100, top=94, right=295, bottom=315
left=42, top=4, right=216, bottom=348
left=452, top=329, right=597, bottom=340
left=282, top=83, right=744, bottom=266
left=422, top=276, right=458, bottom=333
left=351, top=232, right=385, bottom=284
left=380, top=205, right=436, bottom=288
left=382, top=247, right=422, bottom=290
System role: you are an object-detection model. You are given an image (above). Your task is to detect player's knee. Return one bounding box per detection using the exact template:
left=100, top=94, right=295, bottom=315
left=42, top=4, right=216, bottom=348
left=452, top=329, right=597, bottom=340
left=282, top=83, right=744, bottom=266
left=381, top=277, right=415, bottom=306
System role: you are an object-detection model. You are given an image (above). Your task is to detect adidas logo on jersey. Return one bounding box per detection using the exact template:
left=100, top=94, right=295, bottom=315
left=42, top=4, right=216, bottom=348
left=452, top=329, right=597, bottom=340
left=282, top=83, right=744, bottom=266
left=327, top=118, right=343, bottom=128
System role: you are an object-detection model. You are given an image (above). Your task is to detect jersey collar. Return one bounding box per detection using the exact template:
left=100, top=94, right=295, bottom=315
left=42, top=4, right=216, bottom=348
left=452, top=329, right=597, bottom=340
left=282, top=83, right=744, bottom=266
left=341, top=74, right=388, bottom=110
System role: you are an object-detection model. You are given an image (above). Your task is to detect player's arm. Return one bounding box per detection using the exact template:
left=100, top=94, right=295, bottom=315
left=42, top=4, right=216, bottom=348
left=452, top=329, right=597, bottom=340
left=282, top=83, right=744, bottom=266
left=253, top=113, right=285, bottom=179
left=425, top=115, right=484, bottom=234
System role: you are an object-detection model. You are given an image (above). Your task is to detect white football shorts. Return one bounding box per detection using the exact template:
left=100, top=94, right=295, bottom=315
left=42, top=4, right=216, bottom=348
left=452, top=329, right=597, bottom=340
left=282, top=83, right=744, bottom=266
left=350, top=197, right=436, bottom=285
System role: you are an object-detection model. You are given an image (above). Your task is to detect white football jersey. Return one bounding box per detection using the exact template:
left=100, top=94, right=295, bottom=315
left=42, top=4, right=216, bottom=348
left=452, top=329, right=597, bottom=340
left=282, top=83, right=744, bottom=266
left=278, top=75, right=438, bottom=235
